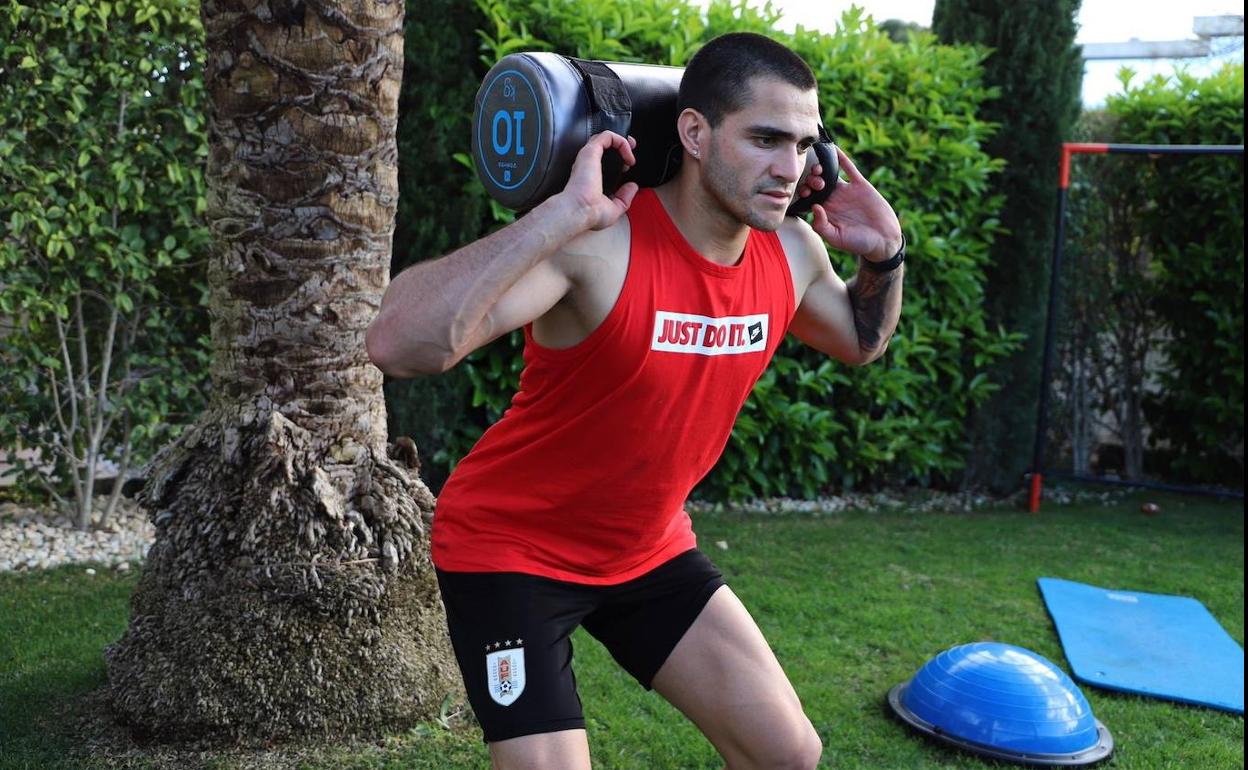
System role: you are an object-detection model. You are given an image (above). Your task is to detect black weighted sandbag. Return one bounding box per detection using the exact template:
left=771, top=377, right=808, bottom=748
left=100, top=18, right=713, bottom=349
left=471, top=52, right=837, bottom=215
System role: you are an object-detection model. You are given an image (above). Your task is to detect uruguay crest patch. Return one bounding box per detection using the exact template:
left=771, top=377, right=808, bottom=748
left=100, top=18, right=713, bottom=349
left=485, top=642, right=526, bottom=706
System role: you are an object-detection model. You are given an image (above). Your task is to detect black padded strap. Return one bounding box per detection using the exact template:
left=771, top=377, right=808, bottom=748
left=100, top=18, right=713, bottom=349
left=566, top=57, right=632, bottom=136
left=787, top=129, right=840, bottom=217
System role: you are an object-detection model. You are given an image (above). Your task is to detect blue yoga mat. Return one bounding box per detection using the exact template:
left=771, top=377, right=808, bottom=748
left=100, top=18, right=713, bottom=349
left=1037, top=577, right=1244, bottom=714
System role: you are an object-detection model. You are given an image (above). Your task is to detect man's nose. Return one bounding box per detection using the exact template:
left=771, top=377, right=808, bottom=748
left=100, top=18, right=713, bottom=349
left=772, top=148, right=804, bottom=184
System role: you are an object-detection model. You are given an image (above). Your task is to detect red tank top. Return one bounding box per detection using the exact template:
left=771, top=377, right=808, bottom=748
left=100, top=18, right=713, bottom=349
left=431, top=188, right=796, bottom=584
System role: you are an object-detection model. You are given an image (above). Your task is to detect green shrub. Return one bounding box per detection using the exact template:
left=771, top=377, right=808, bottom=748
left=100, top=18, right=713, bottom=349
left=1090, top=65, right=1243, bottom=486
left=385, top=0, right=491, bottom=491
left=391, top=0, right=1013, bottom=499
left=0, top=0, right=210, bottom=522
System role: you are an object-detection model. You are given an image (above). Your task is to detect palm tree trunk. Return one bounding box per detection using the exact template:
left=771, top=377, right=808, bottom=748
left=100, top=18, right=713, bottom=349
left=105, top=0, right=457, bottom=742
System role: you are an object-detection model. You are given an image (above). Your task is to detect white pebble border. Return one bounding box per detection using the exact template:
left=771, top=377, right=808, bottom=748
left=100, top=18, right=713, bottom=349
left=0, top=499, right=152, bottom=573
left=686, top=486, right=1124, bottom=516
left=1, top=487, right=1123, bottom=573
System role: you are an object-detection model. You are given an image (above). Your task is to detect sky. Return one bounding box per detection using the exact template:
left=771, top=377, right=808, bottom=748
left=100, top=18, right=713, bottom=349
left=726, top=0, right=1245, bottom=106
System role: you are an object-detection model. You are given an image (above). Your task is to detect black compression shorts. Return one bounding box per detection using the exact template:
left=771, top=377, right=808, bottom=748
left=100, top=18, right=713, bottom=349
left=435, top=548, right=725, bottom=743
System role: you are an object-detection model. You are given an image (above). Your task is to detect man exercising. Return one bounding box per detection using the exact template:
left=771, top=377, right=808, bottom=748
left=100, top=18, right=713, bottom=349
left=367, top=32, right=903, bottom=770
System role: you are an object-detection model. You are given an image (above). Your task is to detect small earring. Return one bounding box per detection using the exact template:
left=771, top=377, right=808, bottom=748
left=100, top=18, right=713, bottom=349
left=691, top=149, right=699, bottom=158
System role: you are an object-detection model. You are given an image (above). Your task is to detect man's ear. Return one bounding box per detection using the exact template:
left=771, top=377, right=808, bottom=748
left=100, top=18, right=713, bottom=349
left=677, top=108, right=709, bottom=159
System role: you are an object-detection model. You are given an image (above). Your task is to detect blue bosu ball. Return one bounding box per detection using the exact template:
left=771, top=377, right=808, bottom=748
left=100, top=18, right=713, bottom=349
left=888, top=642, right=1114, bottom=767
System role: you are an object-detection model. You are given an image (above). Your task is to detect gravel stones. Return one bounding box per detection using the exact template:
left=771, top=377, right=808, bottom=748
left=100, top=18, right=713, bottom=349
left=0, top=499, right=153, bottom=572
left=0, top=488, right=1124, bottom=573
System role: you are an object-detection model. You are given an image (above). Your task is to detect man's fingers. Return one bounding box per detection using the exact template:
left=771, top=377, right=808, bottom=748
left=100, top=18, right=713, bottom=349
left=836, top=146, right=866, bottom=183
left=613, top=132, right=638, bottom=167
left=572, top=132, right=640, bottom=184
left=613, top=181, right=640, bottom=211
left=589, top=130, right=638, bottom=168
left=811, top=203, right=831, bottom=233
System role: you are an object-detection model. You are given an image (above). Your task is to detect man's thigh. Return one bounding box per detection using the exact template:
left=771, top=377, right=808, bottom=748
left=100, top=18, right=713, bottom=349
left=581, top=548, right=725, bottom=687
left=651, top=586, right=822, bottom=769
left=436, top=569, right=595, bottom=744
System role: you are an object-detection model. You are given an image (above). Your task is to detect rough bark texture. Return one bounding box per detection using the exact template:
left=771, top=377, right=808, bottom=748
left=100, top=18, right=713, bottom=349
left=105, top=0, right=458, bottom=742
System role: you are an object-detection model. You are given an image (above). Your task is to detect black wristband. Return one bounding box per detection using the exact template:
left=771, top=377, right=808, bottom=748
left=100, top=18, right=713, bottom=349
left=861, top=233, right=906, bottom=273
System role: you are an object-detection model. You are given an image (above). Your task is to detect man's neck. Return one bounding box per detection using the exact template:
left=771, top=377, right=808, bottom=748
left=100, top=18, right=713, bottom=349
left=654, top=174, right=750, bottom=267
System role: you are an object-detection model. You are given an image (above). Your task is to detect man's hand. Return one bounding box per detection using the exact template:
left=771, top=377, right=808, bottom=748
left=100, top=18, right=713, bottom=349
left=795, top=166, right=827, bottom=201
left=808, top=147, right=902, bottom=262
left=559, top=131, right=640, bottom=231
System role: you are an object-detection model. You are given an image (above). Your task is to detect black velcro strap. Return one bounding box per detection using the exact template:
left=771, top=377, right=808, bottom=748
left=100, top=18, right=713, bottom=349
left=566, top=57, right=632, bottom=137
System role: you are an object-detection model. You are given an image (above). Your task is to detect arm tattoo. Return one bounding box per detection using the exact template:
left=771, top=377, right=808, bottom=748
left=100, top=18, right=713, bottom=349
left=846, top=265, right=904, bottom=359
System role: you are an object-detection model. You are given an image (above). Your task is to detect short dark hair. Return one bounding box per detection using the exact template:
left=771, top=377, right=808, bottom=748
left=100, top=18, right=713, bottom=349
left=678, top=32, right=817, bottom=126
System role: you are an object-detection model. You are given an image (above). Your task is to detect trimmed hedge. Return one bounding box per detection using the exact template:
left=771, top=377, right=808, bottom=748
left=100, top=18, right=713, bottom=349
left=390, top=0, right=1014, bottom=499
left=0, top=0, right=1020, bottom=502
left=1136, top=66, right=1244, bottom=486
left=1059, top=65, right=1244, bottom=487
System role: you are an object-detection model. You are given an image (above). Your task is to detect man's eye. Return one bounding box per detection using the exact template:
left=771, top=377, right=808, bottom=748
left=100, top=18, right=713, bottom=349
left=755, top=136, right=776, bottom=147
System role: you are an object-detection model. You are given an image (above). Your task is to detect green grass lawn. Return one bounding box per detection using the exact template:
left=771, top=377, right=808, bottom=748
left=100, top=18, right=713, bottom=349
left=1, top=492, right=1243, bottom=769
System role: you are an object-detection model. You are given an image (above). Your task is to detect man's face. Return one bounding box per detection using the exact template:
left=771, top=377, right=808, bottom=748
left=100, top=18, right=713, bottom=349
left=700, top=76, right=821, bottom=232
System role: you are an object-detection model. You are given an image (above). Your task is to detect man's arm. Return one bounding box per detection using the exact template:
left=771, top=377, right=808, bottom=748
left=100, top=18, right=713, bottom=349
left=366, top=132, right=638, bottom=377
left=783, top=147, right=904, bottom=365
left=842, top=261, right=904, bottom=361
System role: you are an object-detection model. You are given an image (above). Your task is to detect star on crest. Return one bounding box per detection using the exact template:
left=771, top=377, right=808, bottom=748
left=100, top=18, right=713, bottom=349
left=484, top=639, right=525, bottom=652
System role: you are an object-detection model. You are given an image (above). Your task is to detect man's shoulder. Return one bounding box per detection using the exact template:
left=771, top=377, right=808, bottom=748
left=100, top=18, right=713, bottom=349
left=549, top=209, right=631, bottom=289
left=558, top=213, right=631, bottom=260
left=775, top=215, right=825, bottom=264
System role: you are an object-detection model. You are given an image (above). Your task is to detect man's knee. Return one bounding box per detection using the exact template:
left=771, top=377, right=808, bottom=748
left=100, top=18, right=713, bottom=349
left=489, top=729, right=591, bottom=770
left=778, top=719, right=823, bottom=770
left=734, top=717, right=822, bottom=770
